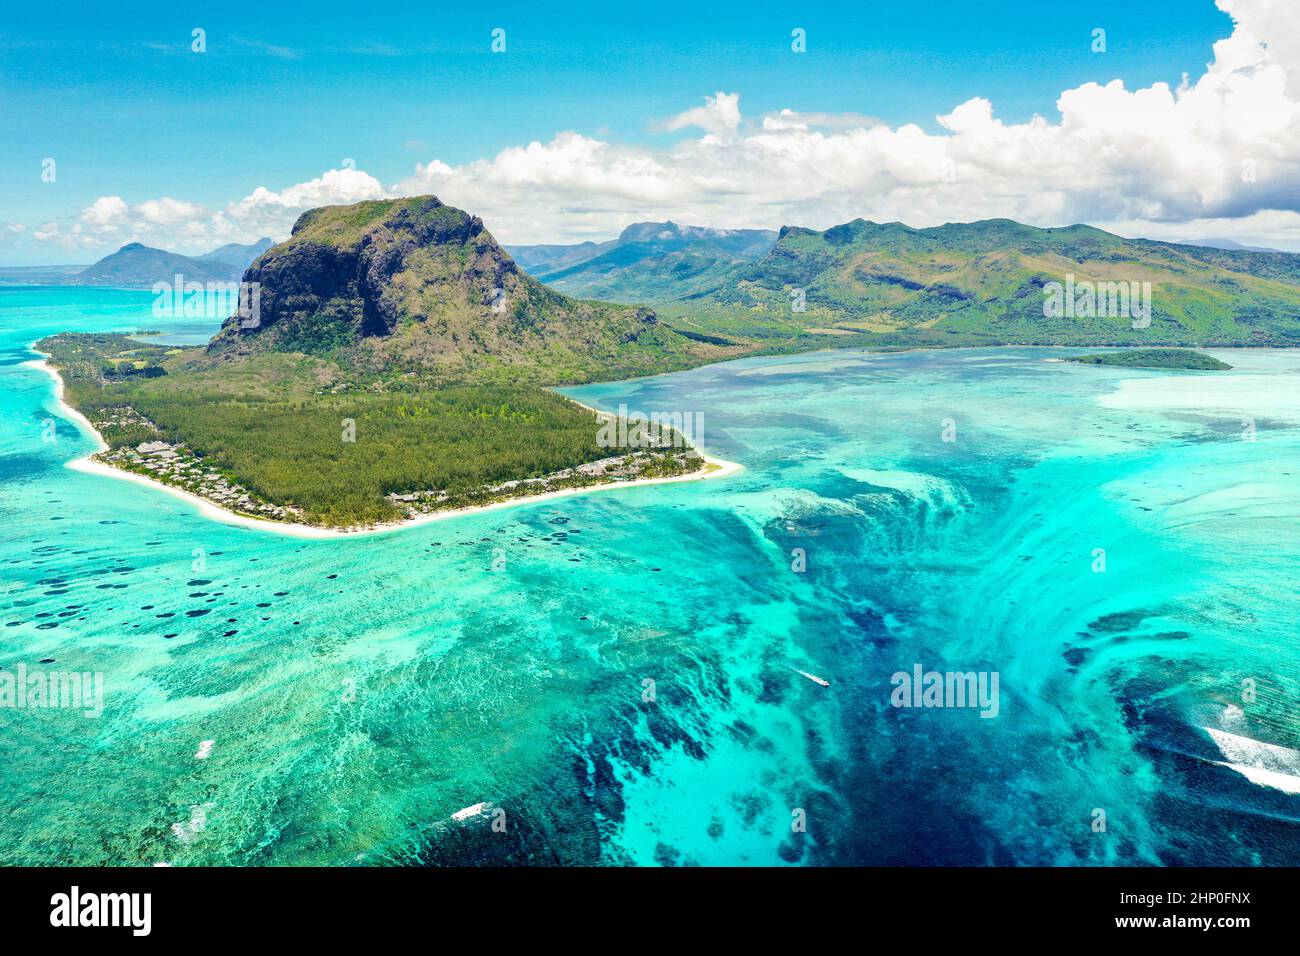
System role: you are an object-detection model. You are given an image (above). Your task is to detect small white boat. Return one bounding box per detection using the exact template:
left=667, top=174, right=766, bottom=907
left=792, top=668, right=830, bottom=687
left=451, top=801, right=489, bottom=822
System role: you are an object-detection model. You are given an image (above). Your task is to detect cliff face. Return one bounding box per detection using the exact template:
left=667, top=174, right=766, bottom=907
left=207, top=196, right=721, bottom=382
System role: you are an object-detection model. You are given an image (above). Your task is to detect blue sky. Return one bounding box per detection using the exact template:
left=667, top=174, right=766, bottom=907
left=5, top=0, right=1280, bottom=262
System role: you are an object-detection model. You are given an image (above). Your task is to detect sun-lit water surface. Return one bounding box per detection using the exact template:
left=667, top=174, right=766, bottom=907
left=1, top=286, right=1298, bottom=866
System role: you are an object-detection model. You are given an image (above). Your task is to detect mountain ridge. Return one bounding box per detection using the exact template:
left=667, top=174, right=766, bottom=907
left=657, top=217, right=1300, bottom=347
left=507, top=220, right=778, bottom=303
left=57, top=237, right=275, bottom=288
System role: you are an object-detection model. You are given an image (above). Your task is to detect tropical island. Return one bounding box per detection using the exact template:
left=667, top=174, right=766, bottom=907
left=37, top=196, right=1300, bottom=530
left=1067, top=348, right=1233, bottom=370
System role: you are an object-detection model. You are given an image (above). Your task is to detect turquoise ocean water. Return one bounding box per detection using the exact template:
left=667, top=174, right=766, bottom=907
left=1, top=285, right=1298, bottom=865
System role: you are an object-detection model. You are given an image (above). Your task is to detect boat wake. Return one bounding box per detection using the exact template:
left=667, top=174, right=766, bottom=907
left=791, top=667, right=831, bottom=687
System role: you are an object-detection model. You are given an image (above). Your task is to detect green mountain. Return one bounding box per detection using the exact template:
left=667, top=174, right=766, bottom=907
left=63, top=237, right=273, bottom=288
left=69, top=243, right=233, bottom=287
left=508, top=221, right=777, bottom=303
left=668, top=218, right=1300, bottom=347
left=1172, top=237, right=1283, bottom=254
left=208, top=198, right=737, bottom=383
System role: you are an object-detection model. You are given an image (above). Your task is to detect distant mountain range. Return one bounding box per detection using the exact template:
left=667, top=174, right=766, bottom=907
left=0, top=264, right=87, bottom=284
left=18, top=201, right=1300, bottom=357
left=507, top=221, right=778, bottom=302
left=12, top=216, right=1299, bottom=351
left=507, top=218, right=1300, bottom=346
left=1170, top=237, right=1285, bottom=254
left=193, top=239, right=276, bottom=267
left=17, top=238, right=275, bottom=288
left=683, top=218, right=1300, bottom=345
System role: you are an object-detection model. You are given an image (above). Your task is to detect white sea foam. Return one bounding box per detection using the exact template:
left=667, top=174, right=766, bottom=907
left=734, top=354, right=876, bottom=377
left=839, top=467, right=969, bottom=510
left=1204, top=727, right=1300, bottom=795
left=732, top=486, right=864, bottom=524
left=1099, top=373, right=1300, bottom=423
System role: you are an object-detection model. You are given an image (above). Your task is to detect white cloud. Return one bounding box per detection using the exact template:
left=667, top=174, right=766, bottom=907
left=14, top=0, right=1300, bottom=256
left=663, top=91, right=742, bottom=139
left=28, top=168, right=386, bottom=254
left=32, top=197, right=129, bottom=250
left=230, top=36, right=301, bottom=60
left=136, top=197, right=206, bottom=225
left=389, top=0, right=1300, bottom=246
left=216, top=167, right=387, bottom=238
left=80, top=196, right=128, bottom=227
left=1102, top=209, right=1300, bottom=249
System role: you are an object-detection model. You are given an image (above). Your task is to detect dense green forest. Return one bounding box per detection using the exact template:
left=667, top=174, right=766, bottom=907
left=39, top=333, right=685, bottom=527
left=122, top=388, right=618, bottom=525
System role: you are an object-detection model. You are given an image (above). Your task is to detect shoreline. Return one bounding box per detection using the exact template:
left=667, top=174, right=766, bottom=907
left=29, top=356, right=109, bottom=454
left=29, top=339, right=1254, bottom=539
left=26, top=353, right=743, bottom=540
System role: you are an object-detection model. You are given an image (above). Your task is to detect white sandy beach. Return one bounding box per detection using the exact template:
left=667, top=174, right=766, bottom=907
left=28, top=356, right=109, bottom=453
left=27, top=353, right=742, bottom=540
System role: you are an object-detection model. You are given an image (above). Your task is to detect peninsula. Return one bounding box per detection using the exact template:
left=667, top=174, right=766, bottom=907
left=37, top=197, right=740, bottom=532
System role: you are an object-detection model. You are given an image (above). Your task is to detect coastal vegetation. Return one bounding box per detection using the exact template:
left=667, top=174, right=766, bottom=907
left=38, top=199, right=740, bottom=528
